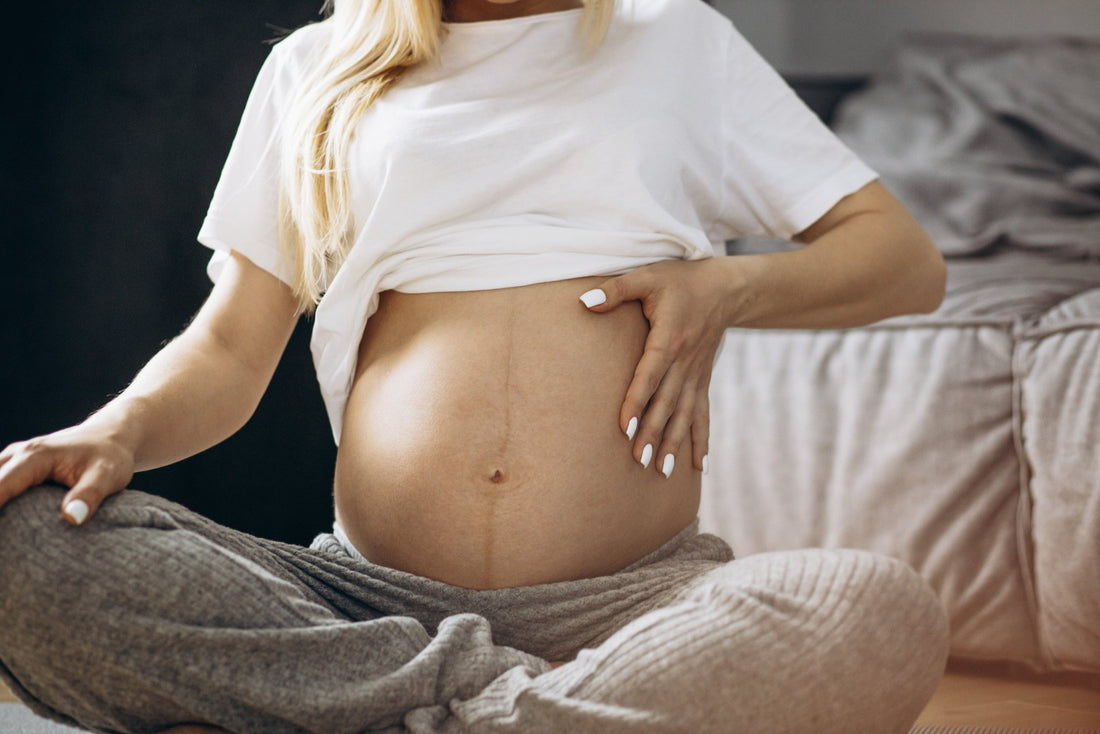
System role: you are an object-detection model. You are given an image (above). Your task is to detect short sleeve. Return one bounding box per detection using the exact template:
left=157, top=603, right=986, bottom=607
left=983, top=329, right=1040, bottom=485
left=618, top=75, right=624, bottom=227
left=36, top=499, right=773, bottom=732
left=707, top=23, right=878, bottom=243
left=197, top=37, right=303, bottom=286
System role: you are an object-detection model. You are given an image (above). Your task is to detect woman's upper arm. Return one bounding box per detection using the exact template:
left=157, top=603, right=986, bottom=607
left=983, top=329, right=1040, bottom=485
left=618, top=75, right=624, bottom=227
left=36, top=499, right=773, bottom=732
left=790, top=180, right=947, bottom=315
left=188, top=249, right=301, bottom=382
left=792, top=180, right=901, bottom=244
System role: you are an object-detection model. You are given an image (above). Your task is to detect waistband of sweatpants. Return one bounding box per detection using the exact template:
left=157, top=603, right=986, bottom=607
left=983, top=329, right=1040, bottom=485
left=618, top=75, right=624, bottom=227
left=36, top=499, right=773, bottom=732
left=325, top=516, right=707, bottom=579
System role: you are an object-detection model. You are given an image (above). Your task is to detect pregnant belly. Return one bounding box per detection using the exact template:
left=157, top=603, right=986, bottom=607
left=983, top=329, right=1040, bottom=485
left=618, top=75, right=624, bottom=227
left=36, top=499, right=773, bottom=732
left=333, top=275, right=700, bottom=590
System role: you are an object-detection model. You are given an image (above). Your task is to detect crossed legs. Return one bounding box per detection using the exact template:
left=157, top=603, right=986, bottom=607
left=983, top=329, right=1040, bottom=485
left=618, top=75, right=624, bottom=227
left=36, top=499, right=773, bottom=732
left=0, top=485, right=947, bottom=733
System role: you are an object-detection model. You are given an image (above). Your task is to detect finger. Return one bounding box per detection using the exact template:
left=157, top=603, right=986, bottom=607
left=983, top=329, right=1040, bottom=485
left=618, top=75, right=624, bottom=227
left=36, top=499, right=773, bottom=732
left=0, top=444, right=57, bottom=508
left=621, top=313, right=695, bottom=438
left=0, top=440, right=33, bottom=478
left=691, top=384, right=711, bottom=474
left=579, top=269, right=650, bottom=313
left=656, top=384, right=696, bottom=480
left=620, top=336, right=676, bottom=441
left=61, top=463, right=120, bottom=526
left=633, top=360, right=688, bottom=470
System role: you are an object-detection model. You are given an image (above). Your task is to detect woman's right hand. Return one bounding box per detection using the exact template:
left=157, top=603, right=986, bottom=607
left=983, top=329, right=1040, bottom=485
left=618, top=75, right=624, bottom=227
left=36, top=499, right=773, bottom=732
left=0, top=422, right=135, bottom=525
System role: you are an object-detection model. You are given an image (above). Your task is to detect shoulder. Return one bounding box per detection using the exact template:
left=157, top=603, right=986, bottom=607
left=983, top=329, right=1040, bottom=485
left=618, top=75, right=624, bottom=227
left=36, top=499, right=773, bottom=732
left=615, top=0, right=734, bottom=60
left=266, top=21, right=331, bottom=75
left=248, top=21, right=331, bottom=103
left=619, top=0, right=733, bottom=35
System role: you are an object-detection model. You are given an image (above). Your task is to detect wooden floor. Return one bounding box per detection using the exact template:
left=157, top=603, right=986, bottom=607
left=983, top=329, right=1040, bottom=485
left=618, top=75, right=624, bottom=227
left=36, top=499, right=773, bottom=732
left=4, top=664, right=1100, bottom=730
left=914, top=661, right=1100, bottom=729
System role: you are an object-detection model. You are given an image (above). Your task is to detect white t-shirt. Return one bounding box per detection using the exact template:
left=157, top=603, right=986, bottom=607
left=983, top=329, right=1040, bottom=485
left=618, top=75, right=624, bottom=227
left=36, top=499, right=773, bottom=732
left=197, top=0, right=877, bottom=444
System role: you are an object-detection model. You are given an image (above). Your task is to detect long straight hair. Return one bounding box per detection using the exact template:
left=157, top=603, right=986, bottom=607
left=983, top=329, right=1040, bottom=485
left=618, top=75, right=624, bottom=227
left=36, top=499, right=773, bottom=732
left=277, top=0, right=617, bottom=313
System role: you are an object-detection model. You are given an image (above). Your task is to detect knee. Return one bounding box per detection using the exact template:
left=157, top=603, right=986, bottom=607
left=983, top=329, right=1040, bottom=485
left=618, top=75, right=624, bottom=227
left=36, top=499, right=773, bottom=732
left=691, top=549, right=948, bottom=732
left=833, top=549, right=949, bottom=660
left=0, top=485, right=85, bottom=624
left=705, top=548, right=948, bottom=657
left=833, top=550, right=949, bottom=728
left=0, top=485, right=168, bottom=629
left=846, top=551, right=948, bottom=650
left=802, top=549, right=949, bottom=730
left=0, top=482, right=65, bottom=529
left=0, top=486, right=80, bottom=678
left=0, top=483, right=198, bottom=597
left=0, top=484, right=67, bottom=573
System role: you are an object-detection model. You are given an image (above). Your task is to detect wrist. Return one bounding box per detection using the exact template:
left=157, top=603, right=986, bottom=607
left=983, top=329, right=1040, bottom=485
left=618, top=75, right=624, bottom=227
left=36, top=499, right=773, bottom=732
left=709, top=254, right=766, bottom=330
left=80, top=397, right=148, bottom=467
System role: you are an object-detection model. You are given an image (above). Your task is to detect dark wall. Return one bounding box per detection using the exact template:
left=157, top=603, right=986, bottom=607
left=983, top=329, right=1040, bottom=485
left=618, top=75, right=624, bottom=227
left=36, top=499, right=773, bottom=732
left=1, top=3, right=336, bottom=545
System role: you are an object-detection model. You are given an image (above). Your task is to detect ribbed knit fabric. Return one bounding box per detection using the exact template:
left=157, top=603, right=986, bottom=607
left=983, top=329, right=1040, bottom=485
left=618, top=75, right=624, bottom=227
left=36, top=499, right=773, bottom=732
left=0, top=485, right=948, bottom=733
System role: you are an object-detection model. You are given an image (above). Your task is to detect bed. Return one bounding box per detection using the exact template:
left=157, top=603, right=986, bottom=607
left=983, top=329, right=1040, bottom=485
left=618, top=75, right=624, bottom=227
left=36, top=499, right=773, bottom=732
left=700, top=32, right=1100, bottom=676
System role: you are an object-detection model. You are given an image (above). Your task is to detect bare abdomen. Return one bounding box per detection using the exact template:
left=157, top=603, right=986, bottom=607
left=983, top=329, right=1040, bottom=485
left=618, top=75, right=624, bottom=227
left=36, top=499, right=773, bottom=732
left=333, top=276, right=700, bottom=589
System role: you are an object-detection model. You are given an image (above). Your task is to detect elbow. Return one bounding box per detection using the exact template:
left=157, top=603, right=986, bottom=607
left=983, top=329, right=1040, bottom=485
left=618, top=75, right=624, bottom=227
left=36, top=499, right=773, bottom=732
left=910, top=234, right=947, bottom=315
left=906, top=244, right=946, bottom=315
left=869, top=184, right=946, bottom=317
left=879, top=210, right=945, bottom=318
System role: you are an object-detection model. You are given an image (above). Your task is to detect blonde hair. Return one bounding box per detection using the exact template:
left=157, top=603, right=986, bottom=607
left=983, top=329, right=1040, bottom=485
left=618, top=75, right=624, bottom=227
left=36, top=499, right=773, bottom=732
left=277, top=0, right=617, bottom=313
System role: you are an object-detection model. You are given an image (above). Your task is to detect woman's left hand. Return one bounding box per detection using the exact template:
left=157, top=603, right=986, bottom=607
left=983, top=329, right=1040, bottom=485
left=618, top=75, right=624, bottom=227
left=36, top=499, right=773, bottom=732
left=580, top=258, right=739, bottom=479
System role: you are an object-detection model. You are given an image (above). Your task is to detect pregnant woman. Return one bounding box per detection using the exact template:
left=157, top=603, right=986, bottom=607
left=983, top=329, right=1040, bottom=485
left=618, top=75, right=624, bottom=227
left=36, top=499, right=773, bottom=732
left=0, top=0, right=950, bottom=732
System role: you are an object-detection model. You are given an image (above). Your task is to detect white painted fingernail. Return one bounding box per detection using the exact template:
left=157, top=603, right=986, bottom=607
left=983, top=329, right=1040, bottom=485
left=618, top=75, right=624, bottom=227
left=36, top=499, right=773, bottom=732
left=579, top=289, right=607, bottom=309
left=64, top=499, right=89, bottom=525
left=702, top=454, right=710, bottom=476
left=625, top=417, right=638, bottom=440
left=639, top=443, right=653, bottom=469
left=661, top=454, right=675, bottom=479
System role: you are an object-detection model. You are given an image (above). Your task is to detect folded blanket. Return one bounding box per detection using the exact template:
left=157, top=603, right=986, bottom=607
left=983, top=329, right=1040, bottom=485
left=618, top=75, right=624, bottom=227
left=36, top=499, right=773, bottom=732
left=833, top=34, right=1100, bottom=258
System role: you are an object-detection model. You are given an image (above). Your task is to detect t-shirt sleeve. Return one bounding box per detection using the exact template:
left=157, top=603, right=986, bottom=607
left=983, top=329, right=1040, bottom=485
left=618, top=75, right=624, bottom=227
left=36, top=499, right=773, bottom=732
left=196, top=40, right=297, bottom=286
left=707, top=23, right=878, bottom=243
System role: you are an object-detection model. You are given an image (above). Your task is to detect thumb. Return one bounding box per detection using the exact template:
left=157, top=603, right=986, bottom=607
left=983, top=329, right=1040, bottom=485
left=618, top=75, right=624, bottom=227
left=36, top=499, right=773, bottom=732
left=579, top=271, right=647, bottom=313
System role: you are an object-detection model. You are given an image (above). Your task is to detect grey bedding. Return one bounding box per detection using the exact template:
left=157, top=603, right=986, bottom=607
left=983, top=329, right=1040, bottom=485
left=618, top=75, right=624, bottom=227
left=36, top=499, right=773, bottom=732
left=832, top=34, right=1100, bottom=258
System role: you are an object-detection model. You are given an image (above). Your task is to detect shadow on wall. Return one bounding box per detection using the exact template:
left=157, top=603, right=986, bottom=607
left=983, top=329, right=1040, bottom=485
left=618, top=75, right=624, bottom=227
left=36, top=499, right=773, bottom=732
left=1, top=2, right=335, bottom=545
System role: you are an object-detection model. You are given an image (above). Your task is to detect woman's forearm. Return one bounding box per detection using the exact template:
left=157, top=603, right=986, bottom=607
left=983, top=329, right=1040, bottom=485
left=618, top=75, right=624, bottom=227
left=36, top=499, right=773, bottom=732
left=718, top=184, right=946, bottom=330
left=80, top=328, right=276, bottom=473
left=78, top=252, right=300, bottom=474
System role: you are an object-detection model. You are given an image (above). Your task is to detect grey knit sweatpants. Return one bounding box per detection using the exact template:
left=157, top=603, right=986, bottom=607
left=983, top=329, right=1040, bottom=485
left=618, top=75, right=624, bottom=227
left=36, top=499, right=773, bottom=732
left=0, top=485, right=948, bottom=734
